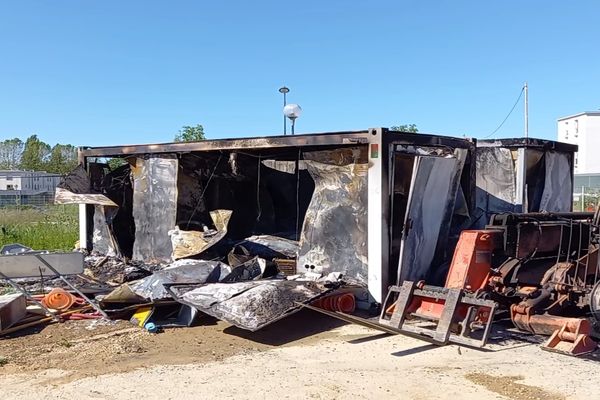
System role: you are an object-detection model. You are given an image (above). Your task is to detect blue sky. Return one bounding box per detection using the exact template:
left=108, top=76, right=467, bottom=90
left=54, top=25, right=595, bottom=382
left=1, top=1, right=599, bottom=147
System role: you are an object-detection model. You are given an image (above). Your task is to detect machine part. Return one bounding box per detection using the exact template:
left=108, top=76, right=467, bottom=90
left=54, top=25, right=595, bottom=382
left=591, top=280, right=600, bottom=331
left=380, top=230, right=501, bottom=347
left=511, top=304, right=583, bottom=335
left=541, top=318, right=598, bottom=356
left=379, top=281, right=496, bottom=347
left=444, top=230, right=500, bottom=291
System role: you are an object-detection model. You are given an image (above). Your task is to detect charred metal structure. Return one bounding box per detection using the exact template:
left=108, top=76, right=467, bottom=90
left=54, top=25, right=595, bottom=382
left=475, top=138, right=577, bottom=228
left=73, top=128, right=477, bottom=304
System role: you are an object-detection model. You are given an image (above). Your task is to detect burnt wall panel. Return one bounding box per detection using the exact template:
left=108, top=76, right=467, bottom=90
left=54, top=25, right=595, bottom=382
left=132, top=156, right=178, bottom=263
left=540, top=151, right=573, bottom=212
left=298, top=160, right=368, bottom=283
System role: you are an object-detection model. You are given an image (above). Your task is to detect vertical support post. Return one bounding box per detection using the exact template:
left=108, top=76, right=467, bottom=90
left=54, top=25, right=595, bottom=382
left=283, top=91, right=287, bottom=136
left=515, top=148, right=527, bottom=212
left=78, top=204, right=88, bottom=250
left=367, top=128, right=388, bottom=304
left=582, top=186, right=585, bottom=212
left=524, top=82, right=529, bottom=140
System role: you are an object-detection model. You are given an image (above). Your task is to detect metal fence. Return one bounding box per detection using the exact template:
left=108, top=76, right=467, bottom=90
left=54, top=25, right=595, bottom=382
left=573, top=186, right=600, bottom=212
left=573, top=174, right=600, bottom=212
left=0, top=174, right=63, bottom=209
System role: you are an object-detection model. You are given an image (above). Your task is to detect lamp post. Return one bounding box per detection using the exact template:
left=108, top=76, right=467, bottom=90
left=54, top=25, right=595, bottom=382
left=283, top=104, right=302, bottom=135
left=278, top=86, right=289, bottom=135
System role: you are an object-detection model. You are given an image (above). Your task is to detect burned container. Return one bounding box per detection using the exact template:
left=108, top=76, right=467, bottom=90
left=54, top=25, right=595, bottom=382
left=70, top=128, right=476, bottom=304
left=474, top=138, right=577, bottom=228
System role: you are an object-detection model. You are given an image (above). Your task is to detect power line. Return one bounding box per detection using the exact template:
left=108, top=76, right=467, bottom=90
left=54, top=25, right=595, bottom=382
left=483, top=86, right=525, bottom=139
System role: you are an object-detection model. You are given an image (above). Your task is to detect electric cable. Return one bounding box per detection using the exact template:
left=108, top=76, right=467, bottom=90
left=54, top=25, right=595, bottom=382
left=483, top=86, right=525, bottom=139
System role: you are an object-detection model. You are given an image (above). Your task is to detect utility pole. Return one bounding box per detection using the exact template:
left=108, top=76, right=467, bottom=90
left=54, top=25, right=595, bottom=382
left=524, top=82, right=529, bottom=140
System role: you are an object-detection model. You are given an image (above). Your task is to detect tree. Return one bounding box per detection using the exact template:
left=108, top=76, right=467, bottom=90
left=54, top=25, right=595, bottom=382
left=46, top=144, right=78, bottom=174
left=0, top=138, right=24, bottom=169
left=20, top=135, right=51, bottom=171
left=175, top=124, right=205, bottom=142
left=390, top=124, right=419, bottom=133
left=107, top=158, right=127, bottom=170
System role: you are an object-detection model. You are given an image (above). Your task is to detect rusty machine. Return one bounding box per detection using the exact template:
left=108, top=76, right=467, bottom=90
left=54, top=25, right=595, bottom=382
left=380, top=210, right=600, bottom=356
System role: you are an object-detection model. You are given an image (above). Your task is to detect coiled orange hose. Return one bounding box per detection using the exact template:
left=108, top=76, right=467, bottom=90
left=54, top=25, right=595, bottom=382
left=313, top=293, right=356, bottom=313
left=41, top=288, right=80, bottom=311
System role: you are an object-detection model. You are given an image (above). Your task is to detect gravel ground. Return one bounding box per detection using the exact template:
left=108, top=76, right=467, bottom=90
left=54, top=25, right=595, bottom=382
left=1, top=311, right=599, bottom=399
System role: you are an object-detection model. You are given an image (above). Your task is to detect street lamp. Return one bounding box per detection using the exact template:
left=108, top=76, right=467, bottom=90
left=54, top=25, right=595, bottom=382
left=278, top=86, right=290, bottom=135
left=283, top=103, right=302, bottom=135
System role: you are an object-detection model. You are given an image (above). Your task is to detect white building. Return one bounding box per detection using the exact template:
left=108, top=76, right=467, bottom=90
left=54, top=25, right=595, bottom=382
left=0, top=170, right=61, bottom=193
left=557, top=111, right=600, bottom=174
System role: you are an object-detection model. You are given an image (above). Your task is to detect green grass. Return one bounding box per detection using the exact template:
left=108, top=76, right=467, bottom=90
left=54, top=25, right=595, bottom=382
left=0, top=205, right=79, bottom=251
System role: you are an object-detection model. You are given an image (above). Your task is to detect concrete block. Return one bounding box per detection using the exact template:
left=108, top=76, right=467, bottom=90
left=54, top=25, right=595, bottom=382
left=0, top=293, right=27, bottom=331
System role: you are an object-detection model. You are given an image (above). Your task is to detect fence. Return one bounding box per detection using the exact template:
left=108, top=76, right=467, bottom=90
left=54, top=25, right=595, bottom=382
left=0, top=173, right=63, bottom=209
left=573, top=186, right=600, bottom=212
left=573, top=174, right=600, bottom=212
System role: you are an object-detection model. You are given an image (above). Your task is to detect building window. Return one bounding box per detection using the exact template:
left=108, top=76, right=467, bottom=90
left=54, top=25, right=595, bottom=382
left=575, top=120, right=579, bottom=133
left=7, top=184, right=14, bottom=190
left=6, top=176, right=13, bottom=181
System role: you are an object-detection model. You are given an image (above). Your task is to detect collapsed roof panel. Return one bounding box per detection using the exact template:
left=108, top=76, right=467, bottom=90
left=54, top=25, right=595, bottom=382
left=167, top=279, right=334, bottom=331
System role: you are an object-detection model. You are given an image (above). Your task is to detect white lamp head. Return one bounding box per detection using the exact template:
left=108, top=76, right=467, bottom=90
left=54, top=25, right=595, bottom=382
left=283, top=103, right=302, bottom=120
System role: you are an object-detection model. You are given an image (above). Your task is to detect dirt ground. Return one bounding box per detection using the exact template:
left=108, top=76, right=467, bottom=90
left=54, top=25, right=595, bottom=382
left=1, top=310, right=599, bottom=399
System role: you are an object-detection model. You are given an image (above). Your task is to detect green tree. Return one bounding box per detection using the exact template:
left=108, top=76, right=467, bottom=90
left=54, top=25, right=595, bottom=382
left=20, top=135, right=51, bottom=171
left=174, top=124, right=205, bottom=142
left=46, top=144, right=78, bottom=174
left=107, top=158, right=127, bottom=170
left=390, top=124, right=419, bottom=133
left=0, top=138, right=24, bottom=169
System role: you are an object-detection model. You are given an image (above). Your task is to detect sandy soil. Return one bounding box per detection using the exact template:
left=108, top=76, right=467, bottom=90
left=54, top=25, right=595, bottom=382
left=1, top=310, right=599, bottom=399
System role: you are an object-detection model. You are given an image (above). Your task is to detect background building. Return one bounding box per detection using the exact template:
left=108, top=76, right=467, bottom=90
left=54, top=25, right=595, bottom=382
left=0, top=170, right=62, bottom=206
left=557, top=111, right=600, bottom=174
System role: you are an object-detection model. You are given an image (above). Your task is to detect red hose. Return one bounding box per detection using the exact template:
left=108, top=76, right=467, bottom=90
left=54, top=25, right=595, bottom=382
left=313, top=293, right=356, bottom=313
left=63, top=312, right=102, bottom=320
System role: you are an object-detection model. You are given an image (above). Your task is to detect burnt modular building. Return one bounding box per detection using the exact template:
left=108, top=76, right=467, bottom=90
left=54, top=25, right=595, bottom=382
left=71, top=128, right=479, bottom=305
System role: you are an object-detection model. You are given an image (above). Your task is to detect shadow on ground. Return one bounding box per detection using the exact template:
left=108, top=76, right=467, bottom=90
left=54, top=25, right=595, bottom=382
left=222, top=308, right=348, bottom=346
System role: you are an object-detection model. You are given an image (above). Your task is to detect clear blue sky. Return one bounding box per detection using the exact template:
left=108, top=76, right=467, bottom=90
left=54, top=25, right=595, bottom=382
left=1, top=1, right=599, bottom=147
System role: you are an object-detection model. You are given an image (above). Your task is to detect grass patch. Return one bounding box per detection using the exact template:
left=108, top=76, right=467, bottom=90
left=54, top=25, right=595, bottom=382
left=0, top=357, right=8, bottom=367
left=0, top=205, right=79, bottom=251
left=0, top=287, right=16, bottom=295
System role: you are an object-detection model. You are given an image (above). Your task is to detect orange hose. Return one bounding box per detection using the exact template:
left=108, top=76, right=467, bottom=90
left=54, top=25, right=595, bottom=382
left=41, top=288, right=77, bottom=311
left=313, top=293, right=356, bottom=313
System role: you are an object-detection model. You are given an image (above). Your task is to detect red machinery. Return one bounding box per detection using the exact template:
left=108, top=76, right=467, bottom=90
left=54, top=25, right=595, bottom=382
left=380, top=230, right=499, bottom=348
left=380, top=212, right=600, bottom=356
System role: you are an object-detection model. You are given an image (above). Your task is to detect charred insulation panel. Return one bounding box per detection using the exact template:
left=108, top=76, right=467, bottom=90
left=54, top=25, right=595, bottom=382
left=476, top=139, right=576, bottom=228
left=169, top=280, right=333, bottom=331
left=298, top=160, right=368, bottom=282
left=131, top=156, right=179, bottom=263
